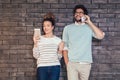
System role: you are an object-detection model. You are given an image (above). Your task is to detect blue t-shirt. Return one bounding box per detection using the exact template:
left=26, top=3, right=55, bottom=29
left=62, top=23, right=95, bottom=63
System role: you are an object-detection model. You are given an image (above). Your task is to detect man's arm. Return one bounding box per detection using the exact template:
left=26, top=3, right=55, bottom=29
left=85, top=15, right=105, bottom=39
left=62, top=27, right=69, bottom=66
left=63, top=50, right=69, bottom=66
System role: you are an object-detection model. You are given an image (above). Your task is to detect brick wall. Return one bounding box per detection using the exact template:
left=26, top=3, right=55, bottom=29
left=0, top=0, right=120, bottom=80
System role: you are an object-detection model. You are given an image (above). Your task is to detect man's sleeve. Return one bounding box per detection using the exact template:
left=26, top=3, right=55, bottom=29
left=92, top=31, right=105, bottom=39
left=62, top=27, right=68, bottom=50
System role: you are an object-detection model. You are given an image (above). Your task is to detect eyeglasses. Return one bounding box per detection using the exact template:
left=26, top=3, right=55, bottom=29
left=75, top=12, right=84, bottom=15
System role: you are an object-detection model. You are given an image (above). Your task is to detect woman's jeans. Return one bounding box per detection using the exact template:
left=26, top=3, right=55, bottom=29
left=37, top=65, right=60, bottom=80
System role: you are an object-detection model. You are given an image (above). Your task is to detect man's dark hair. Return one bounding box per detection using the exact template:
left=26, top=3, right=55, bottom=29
left=73, top=5, right=88, bottom=15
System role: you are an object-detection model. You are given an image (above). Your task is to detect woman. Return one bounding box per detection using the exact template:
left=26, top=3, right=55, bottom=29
left=33, top=12, right=64, bottom=80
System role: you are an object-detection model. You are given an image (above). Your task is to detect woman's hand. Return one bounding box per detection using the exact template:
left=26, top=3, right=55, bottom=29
left=33, top=36, right=40, bottom=47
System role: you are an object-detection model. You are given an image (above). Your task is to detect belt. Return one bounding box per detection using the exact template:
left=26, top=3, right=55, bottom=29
left=79, top=62, right=91, bottom=64
left=70, top=61, right=91, bottom=64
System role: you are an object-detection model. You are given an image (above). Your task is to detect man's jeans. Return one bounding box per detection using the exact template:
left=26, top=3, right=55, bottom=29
left=37, top=65, right=60, bottom=80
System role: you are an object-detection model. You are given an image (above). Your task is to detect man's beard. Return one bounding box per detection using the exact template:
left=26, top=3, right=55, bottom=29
left=74, top=18, right=82, bottom=22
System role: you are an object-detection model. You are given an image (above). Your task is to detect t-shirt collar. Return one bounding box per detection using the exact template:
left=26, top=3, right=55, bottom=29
left=75, top=21, right=85, bottom=25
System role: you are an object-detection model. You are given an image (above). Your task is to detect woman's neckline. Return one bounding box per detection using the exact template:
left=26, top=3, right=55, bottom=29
left=42, top=35, right=56, bottom=38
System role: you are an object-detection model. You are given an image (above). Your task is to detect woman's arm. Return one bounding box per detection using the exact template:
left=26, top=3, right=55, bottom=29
left=33, top=35, right=40, bottom=59
left=33, top=47, right=40, bottom=59
left=58, top=41, right=64, bottom=54
left=57, top=41, right=64, bottom=59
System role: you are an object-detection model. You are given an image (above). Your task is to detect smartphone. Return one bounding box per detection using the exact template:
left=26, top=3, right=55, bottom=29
left=81, top=16, right=86, bottom=23
left=34, top=28, right=41, bottom=40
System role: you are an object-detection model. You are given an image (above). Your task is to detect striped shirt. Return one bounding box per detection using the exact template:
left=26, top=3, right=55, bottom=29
left=33, top=36, right=62, bottom=67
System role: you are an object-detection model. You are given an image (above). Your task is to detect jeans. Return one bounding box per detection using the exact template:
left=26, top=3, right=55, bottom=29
left=37, top=65, right=60, bottom=80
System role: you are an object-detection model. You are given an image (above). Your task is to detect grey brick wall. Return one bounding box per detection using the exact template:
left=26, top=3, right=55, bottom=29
left=0, top=0, right=120, bottom=80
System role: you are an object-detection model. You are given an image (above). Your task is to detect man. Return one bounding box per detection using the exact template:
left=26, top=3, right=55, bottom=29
left=62, top=5, right=105, bottom=80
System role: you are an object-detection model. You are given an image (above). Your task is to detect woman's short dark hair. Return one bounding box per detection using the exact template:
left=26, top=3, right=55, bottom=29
left=73, top=5, right=88, bottom=15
